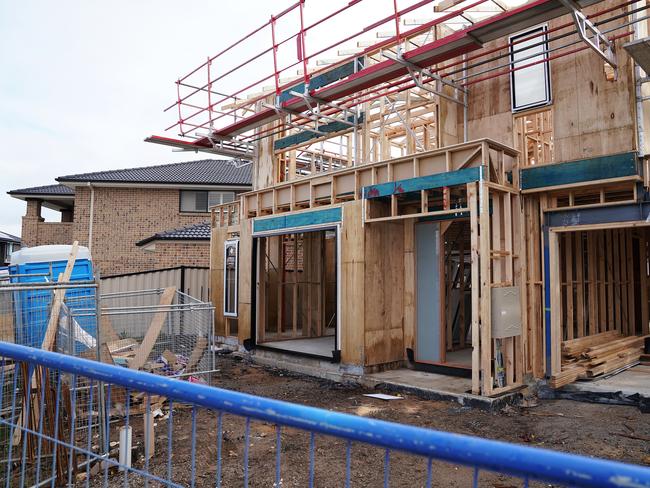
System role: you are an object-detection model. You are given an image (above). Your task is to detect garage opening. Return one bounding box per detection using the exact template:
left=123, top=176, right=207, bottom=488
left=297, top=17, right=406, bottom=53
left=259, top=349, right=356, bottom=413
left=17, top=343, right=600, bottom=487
left=256, top=229, right=337, bottom=359
left=551, top=226, right=650, bottom=386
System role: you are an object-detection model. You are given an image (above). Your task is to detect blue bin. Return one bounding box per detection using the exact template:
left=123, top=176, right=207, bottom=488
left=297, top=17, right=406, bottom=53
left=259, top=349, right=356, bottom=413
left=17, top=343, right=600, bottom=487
left=9, top=245, right=97, bottom=352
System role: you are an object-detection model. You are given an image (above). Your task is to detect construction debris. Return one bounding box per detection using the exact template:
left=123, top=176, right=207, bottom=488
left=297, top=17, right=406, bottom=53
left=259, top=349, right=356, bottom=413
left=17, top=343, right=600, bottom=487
left=550, top=331, right=649, bottom=388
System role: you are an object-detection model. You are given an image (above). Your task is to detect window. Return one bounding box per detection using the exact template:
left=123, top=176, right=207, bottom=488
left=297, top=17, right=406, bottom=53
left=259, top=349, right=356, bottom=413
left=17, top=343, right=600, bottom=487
left=510, top=25, right=551, bottom=112
left=224, top=239, right=239, bottom=317
left=180, top=190, right=235, bottom=212
left=4, top=243, right=14, bottom=262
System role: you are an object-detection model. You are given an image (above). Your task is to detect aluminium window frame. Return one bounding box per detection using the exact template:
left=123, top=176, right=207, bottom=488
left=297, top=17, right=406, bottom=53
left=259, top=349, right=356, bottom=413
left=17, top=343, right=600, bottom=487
left=223, top=239, right=239, bottom=318
left=180, top=190, right=237, bottom=213
left=509, top=24, right=552, bottom=113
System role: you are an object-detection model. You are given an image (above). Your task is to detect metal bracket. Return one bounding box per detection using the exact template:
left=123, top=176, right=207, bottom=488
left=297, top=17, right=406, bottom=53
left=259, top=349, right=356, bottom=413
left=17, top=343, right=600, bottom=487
left=559, top=0, right=617, bottom=69
left=194, top=132, right=256, bottom=159
left=383, top=52, right=468, bottom=106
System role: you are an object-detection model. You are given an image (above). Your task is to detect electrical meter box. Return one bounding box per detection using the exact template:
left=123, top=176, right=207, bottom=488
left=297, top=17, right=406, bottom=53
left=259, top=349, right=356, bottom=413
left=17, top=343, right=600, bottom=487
left=491, top=286, right=521, bottom=339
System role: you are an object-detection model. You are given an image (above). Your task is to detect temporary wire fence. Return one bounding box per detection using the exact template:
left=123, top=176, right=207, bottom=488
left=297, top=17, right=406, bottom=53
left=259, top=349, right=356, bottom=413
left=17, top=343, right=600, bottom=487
left=99, top=288, right=215, bottom=384
left=0, top=342, right=649, bottom=488
left=0, top=280, right=216, bottom=486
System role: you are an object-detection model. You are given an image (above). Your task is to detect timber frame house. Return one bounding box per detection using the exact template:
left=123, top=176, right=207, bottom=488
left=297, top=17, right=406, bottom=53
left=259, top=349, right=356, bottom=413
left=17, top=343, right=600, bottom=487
left=149, top=0, right=650, bottom=396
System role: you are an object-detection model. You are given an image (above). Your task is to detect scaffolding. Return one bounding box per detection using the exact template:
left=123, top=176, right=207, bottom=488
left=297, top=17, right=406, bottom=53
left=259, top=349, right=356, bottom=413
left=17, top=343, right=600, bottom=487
left=147, top=0, right=643, bottom=164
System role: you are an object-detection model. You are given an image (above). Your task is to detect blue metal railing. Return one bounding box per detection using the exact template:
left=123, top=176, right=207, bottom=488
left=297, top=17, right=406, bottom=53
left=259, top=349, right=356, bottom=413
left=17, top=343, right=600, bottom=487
left=0, top=341, right=648, bottom=487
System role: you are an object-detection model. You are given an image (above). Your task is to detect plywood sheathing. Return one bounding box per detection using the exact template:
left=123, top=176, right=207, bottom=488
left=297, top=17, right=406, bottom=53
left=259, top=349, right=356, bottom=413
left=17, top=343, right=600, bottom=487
left=550, top=1, right=636, bottom=161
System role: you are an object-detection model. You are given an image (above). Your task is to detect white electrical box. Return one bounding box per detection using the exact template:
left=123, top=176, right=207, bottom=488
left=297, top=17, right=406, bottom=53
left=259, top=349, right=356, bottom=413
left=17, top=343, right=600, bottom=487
left=491, top=286, right=522, bottom=338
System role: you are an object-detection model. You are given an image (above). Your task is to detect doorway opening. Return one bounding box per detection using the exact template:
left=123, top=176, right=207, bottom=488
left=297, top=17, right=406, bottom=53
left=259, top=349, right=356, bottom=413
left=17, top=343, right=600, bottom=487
left=256, top=229, right=338, bottom=359
left=442, top=220, right=472, bottom=367
left=415, top=219, right=472, bottom=371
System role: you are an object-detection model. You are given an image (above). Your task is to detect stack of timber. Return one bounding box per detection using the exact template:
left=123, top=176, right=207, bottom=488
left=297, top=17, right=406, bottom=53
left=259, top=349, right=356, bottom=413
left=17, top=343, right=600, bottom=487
left=550, top=331, right=648, bottom=388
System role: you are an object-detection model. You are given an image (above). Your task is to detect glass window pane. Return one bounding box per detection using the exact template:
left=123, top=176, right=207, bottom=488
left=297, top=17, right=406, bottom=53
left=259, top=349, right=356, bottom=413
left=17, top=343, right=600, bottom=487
left=181, top=190, right=209, bottom=212
left=208, top=191, right=236, bottom=207
left=208, top=191, right=222, bottom=207
left=180, top=191, right=196, bottom=212
left=195, top=191, right=208, bottom=212
left=510, top=26, right=550, bottom=111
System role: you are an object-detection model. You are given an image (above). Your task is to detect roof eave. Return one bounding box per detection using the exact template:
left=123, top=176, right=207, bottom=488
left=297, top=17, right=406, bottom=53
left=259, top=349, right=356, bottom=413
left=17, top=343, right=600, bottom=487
left=136, top=236, right=210, bottom=247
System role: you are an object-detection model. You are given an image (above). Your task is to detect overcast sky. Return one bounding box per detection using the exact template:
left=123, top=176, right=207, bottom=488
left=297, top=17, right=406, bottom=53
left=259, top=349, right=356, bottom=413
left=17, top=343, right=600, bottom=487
left=0, top=1, right=277, bottom=237
left=0, top=0, right=457, bottom=238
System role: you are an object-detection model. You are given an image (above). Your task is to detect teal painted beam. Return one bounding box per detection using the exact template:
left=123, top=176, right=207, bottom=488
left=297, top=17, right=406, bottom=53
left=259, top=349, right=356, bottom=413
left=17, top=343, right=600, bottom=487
left=278, top=58, right=364, bottom=104
left=253, top=207, right=342, bottom=233
left=520, top=152, right=638, bottom=190
left=362, top=166, right=484, bottom=199
left=274, top=114, right=362, bottom=151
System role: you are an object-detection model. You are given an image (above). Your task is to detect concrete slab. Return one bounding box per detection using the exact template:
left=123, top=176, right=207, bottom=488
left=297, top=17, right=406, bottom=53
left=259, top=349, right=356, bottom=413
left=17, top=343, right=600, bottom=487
left=247, top=348, right=522, bottom=411
left=542, top=364, right=650, bottom=412
left=261, top=336, right=335, bottom=357
left=364, top=369, right=471, bottom=395
left=562, top=364, right=650, bottom=397
left=359, top=368, right=521, bottom=410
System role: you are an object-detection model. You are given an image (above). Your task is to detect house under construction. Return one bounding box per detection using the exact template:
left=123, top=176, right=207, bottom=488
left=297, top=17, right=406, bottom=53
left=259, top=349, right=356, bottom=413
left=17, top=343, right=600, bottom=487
left=147, top=0, right=650, bottom=397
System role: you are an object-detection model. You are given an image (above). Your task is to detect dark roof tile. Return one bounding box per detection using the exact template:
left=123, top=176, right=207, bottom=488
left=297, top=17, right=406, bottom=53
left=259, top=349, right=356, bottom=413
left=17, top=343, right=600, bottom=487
left=0, top=231, right=20, bottom=243
left=56, top=159, right=251, bottom=186
left=136, top=222, right=210, bottom=246
left=8, top=184, right=74, bottom=196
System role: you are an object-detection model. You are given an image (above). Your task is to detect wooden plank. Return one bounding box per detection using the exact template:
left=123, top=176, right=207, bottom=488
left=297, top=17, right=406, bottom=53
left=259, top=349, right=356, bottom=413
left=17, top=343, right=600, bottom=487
left=479, top=180, right=492, bottom=394
left=619, top=230, right=629, bottom=336
left=565, top=233, right=574, bottom=340
left=14, top=242, right=79, bottom=447
left=626, top=229, right=636, bottom=335
left=587, top=232, right=597, bottom=336
left=549, top=231, right=562, bottom=375
left=41, top=242, right=79, bottom=352
left=574, top=233, right=585, bottom=338
left=642, top=228, right=650, bottom=335
left=468, top=183, right=480, bottom=395
left=597, top=231, right=606, bottom=334
left=606, top=230, right=614, bottom=331
left=129, top=287, right=176, bottom=370
left=185, top=337, right=208, bottom=373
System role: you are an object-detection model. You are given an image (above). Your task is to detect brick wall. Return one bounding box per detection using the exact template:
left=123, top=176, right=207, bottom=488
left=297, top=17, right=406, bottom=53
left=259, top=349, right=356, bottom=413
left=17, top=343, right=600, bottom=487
left=144, top=241, right=211, bottom=269
left=35, top=222, right=73, bottom=246
left=73, top=186, right=213, bottom=276
left=21, top=200, right=73, bottom=247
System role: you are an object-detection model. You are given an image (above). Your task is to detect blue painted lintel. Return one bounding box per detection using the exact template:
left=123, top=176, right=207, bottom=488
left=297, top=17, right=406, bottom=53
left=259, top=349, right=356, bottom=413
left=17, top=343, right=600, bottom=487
left=363, top=166, right=483, bottom=199
left=520, top=152, right=638, bottom=191
left=253, top=207, right=342, bottom=233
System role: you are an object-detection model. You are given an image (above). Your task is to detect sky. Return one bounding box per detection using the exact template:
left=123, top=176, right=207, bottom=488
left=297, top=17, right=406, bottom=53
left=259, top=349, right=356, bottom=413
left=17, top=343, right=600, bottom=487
left=0, top=0, right=275, bottom=237
left=0, top=0, right=510, bottom=238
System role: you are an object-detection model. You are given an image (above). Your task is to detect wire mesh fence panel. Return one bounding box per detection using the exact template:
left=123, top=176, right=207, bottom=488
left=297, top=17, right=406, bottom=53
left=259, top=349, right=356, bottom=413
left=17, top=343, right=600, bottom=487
left=0, top=343, right=649, bottom=488
left=99, top=288, right=215, bottom=384
left=0, top=282, right=215, bottom=487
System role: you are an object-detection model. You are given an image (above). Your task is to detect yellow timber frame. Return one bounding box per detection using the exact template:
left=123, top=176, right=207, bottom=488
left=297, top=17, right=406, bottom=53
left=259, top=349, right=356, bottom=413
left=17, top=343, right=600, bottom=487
left=212, top=139, right=525, bottom=396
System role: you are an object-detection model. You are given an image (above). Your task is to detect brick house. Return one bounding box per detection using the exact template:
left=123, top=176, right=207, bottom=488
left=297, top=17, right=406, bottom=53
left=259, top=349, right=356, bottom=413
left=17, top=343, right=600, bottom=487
left=8, top=160, right=251, bottom=276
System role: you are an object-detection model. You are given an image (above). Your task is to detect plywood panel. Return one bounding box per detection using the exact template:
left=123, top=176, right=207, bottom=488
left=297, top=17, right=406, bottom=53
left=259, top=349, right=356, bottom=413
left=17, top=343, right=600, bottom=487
left=238, top=219, right=253, bottom=343
left=551, top=1, right=636, bottom=162
left=211, top=227, right=227, bottom=336
left=403, top=219, right=416, bottom=354
left=341, top=202, right=365, bottom=365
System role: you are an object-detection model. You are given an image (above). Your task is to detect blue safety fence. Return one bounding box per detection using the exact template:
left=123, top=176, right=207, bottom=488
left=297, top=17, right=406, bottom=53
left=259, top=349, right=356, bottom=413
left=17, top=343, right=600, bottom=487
left=0, top=341, right=648, bottom=488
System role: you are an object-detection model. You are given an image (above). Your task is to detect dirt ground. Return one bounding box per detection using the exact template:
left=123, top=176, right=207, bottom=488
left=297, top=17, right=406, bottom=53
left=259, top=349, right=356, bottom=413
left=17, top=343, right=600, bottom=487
left=103, top=355, right=650, bottom=487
